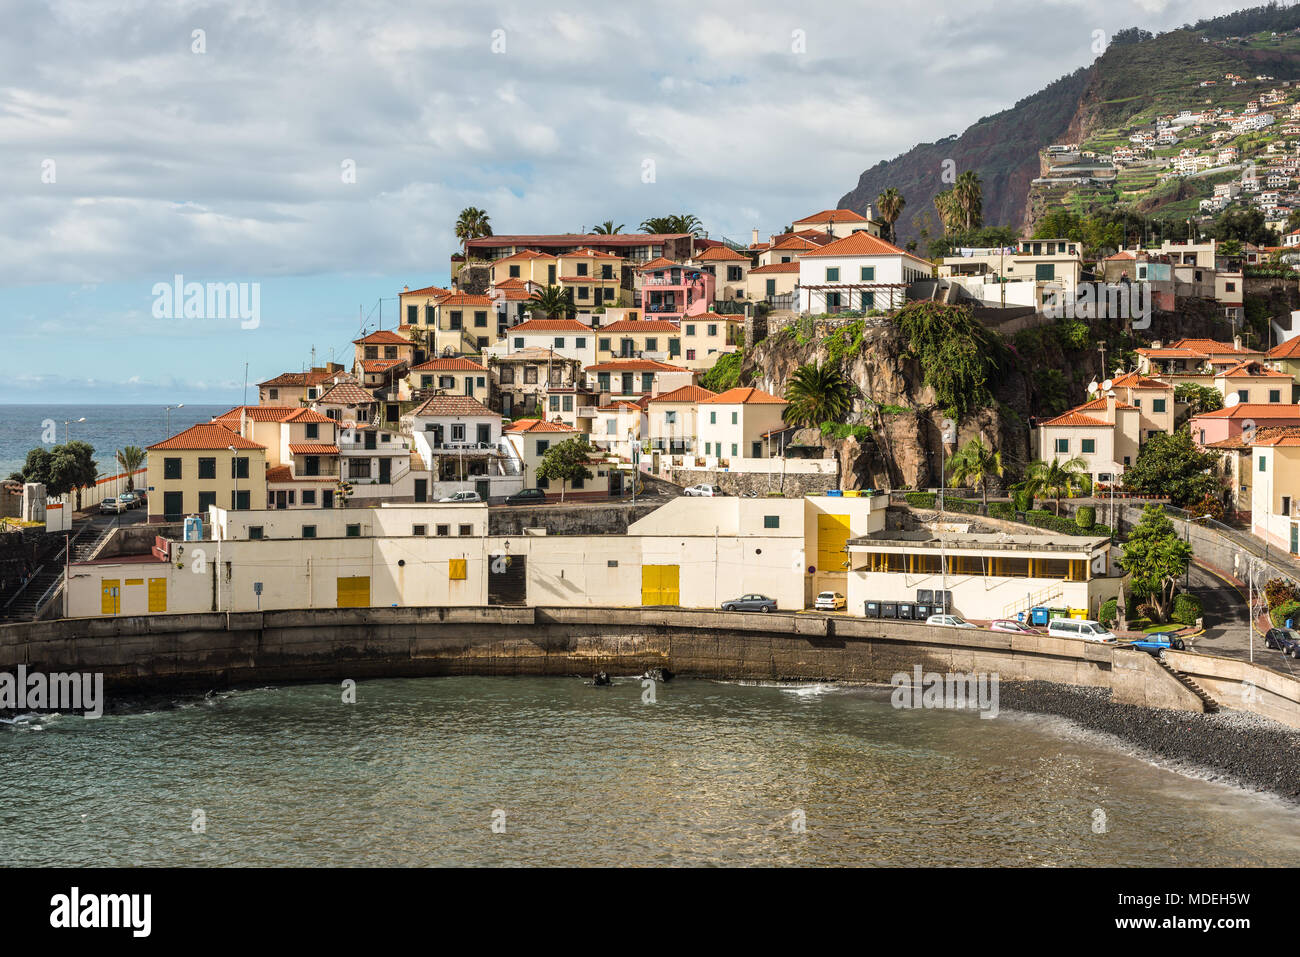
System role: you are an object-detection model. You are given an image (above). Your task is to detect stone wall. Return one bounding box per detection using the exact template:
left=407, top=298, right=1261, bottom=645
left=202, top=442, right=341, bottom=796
left=487, top=502, right=661, bottom=537
left=660, top=467, right=837, bottom=497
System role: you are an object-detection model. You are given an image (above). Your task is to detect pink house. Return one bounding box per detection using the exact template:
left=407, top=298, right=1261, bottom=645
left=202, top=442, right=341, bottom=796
left=637, top=258, right=715, bottom=319
left=1190, top=403, right=1300, bottom=446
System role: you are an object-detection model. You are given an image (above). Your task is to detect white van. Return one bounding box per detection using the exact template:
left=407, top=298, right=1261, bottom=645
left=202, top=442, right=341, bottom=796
left=1047, top=618, right=1117, bottom=643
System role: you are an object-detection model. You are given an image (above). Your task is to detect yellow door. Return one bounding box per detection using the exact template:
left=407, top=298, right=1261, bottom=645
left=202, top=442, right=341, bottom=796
left=147, top=578, right=167, bottom=613
left=101, top=579, right=120, bottom=615
left=816, top=514, right=851, bottom=573
left=336, top=576, right=371, bottom=608
left=641, top=564, right=680, bottom=606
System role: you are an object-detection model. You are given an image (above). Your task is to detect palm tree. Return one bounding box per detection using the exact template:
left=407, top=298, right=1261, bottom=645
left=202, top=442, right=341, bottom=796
left=527, top=285, right=573, bottom=318
left=783, top=362, right=853, bottom=446
left=933, top=189, right=960, bottom=234
left=454, top=207, right=492, bottom=258
left=876, top=188, right=905, bottom=245
left=593, top=221, right=624, bottom=234
left=946, top=436, right=1003, bottom=509
left=1019, top=456, right=1092, bottom=515
left=115, top=446, right=145, bottom=491
left=640, top=214, right=702, bottom=235
left=953, top=171, right=983, bottom=232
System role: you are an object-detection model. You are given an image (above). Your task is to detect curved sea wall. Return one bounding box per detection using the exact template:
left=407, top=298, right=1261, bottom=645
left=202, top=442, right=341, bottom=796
left=6, top=606, right=1299, bottom=725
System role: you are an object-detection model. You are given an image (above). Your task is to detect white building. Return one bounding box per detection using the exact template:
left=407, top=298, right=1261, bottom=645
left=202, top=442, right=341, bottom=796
left=798, top=232, right=932, bottom=314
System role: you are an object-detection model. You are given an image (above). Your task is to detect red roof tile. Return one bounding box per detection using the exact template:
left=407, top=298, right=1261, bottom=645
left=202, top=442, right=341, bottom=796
left=148, top=424, right=264, bottom=451
left=798, top=231, right=931, bottom=265
left=701, top=387, right=786, bottom=405
left=288, top=443, right=340, bottom=455
left=504, top=419, right=576, bottom=433
left=410, top=356, right=488, bottom=372
left=598, top=319, right=680, bottom=333
left=749, top=261, right=802, bottom=274
left=648, top=385, right=717, bottom=404
left=353, top=329, right=411, bottom=345
left=508, top=318, right=590, bottom=333
left=793, top=208, right=870, bottom=224
left=585, top=358, right=690, bottom=373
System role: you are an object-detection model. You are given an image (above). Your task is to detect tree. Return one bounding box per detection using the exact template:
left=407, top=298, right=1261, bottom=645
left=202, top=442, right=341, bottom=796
left=933, top=189, right=960, bottom=234
left=1208, top=207, right=1277, bottom=247
left=592, top=221, right=624, bottom=234
left=535, top=437, right=595, bottom=502
left=640, top=214, right=702, bottom=235
left=1121, top=427, right=1219, bottom=507
left=115, top=446, right=145, bottom=491
left=526, top=284, right=574, bottom=318
left=454, top=207, right=492, bottom=258
left=1218, top=238, right=1243, bottom=258
left=11, top=447, right=54, bottom=487
left=952, top=170, right=984, bottom=232
left=1019, top=456, right=1091, bottom=515
left=947, top=436, right=1004, bottom=508
left=46, top=441, right=98, bottom=510
left=783, top=362, right=853, bottom=443
left=1119, top=504, right=1192, bottom=623
left=1174, top=382, right=1223, bottom=417
left=876, top=188, right=905, bottom=245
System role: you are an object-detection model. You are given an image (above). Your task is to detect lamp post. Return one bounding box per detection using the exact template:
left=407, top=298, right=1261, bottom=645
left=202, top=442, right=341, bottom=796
left=165, top=403, right=185, bottom=435
left=228, top=445, right=240, bottom=512
left=1184, top=513, right=1211, bottom=589
left=64, top=416, right=85, bottom=443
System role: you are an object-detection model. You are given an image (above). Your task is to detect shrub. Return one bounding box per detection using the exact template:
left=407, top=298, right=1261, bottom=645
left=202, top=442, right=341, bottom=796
left=1013, top=489, right=1034, bottom=512
left=1100, top=597, right=1118, bottom=627
left=905, top=492, right=937, bottom=509
left=1075, top=505, right=1096, bottom=529
left=988, top=502, right=1014, bottom=521
left=1264, top=578, right=1299, bottom=610
left=1270, top=599, right=1300, bottom=628
left=1170, top=592, right=1202, bottom=626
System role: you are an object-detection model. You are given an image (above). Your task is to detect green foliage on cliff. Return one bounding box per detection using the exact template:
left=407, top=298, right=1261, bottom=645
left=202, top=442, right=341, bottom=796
left=893, top=302, right=1003, bottom=418
left=701, top=350, right=747, bottom=393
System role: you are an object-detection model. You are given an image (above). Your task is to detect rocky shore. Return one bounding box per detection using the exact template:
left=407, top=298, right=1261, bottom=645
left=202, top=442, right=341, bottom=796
left=997, top=679, right=1300, bottom=803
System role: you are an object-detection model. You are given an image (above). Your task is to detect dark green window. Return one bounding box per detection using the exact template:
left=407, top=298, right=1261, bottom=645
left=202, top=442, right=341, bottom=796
left=764, top=515, right=780, bottom=529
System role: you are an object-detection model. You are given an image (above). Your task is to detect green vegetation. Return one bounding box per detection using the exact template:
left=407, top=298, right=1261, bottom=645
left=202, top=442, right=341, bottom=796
left=1075, top=504, right=1096, bottom=528
left=1121, top=427, right=1220, bottom=507
left=639, top=214, right=702, bottom=235
left=535, top=437, right=595, bottom=502
left=1174, top=383, right=1223, bottom=417
left=8, top=442, right=99, bottom=509
left=1118, top=504, right=1194, bottom=623
left=1170, top=592, right=1203, bottom=627
left=592, top=221, right=624, bottom=234
left=819, top=421, right=872, bottom=442
left=1018, top=456, right=1092, bottom=515
left=946, top=436, right=1004, bottom=508
left=454, top=207, right=492, bottom=257
left=527, top=285, right=574, bottom=319
left=1100, top=597, right=1119, bottom=627
left=115, top=446, right=145, bottom=491
left=700, top=351, right=746, bottom=393
left=876, top=188, right=905, bottom=245
left=893, top=301, right=1003, bottom=417
left=783, top=362, right=854, bottom=441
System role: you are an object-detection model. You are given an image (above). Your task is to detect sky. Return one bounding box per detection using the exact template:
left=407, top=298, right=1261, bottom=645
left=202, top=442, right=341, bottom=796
left=0, top=0, right=1262, bottom=405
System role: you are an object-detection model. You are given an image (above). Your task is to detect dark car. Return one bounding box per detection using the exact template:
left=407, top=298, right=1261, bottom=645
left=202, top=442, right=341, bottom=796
left=1265, top=628, right=1300, bottom=658
left=505, top=488, right=548, bottom=506
left=721, top=594, right=777, bottom=613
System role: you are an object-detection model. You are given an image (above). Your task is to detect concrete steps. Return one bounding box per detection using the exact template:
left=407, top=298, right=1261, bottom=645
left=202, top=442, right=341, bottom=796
left=1156, top=656, right=1220, bottom=713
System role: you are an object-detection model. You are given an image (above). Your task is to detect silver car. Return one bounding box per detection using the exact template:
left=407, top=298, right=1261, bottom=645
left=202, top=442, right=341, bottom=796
left=439, top=490, right=483, bottom=503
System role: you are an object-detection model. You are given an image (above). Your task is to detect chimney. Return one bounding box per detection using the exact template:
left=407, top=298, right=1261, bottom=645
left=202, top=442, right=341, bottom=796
left=1106, top=393, right=1118, bottom=421
left=1234, top=334, right=1243, bottom=350
left=751, top=227, right=759, bottom=246
left=865, top=203, right=876, bottom=221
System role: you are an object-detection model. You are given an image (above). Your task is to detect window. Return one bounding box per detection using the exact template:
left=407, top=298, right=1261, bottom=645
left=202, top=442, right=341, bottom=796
left=249, top=526, right=264, bottom=540
left=599, top=337, right=611, bottom=352
left=1284, top=497, right=1292, bottom=517
left=597, top=372, right=611, bottom=391
left=1238, top=390, right=1249, bottom=403
left=349, top=459, right=371, bottom=478
left=665, top=410, right=677, bottom=424
left=1260, top=455, right=1267, bottom=472
left=686, top=349, right=696, bottom=360
left=1270, top=389, right=1282, bottom=403
left=1035, top=263, right=1056, bottom=281
left=554, top=337, right=565, bottom=348
left=576, top=262, right=588, bottom=276
left=198, top=491, right=217, bottom=512
left=707, top=324, right=717, bottom=337
left=575, top=337, right=586, bottom=348
left=268, top=388, right=279, bottom=400
left=436, top=524, right=450, bottom=536
left=709, top=411, right=717, bottom=425
left=576, top=287, right=589, bottom=300
left=346, top=524, right=361, bottom=538
left=449, top=311, right=462, bottom=329
left=413, top=524, right=427, bottom=536
left=826, top=267, right=839, bottom=282
left=685, top=324, right=696, bottom=336
left=302, top=525, right=317, bottom=538
left=764, top=515, right=780, bottom=529
left=451, top=424, right=466, bottom=442
left=197, top=457, right=216, bottom=479
left=499, top=366, right=515, bottom=384
left=407, top=304, right=418, bottom=325
left=524, top=366, right=538, bottom=384
left=704, top=443, right=711, bottom=455
left=606, top=420, right=616, bottom=435
left=474, top=311, right=487, bottom=327
left=1055, top=438, right=1069, bottom=454
left=458, top=524, right=472, bottom=536
left=425, top=305, right=435, bottom=325
left=860, top=266, right=875, bottom=281
left=731, top=444, right=738, bottom=456
left=164, top=457, right=182, bottom=480
left=537, top=440, right=550, bottom=455
left=645, top=338, right=658, bottom=352
left=302, top=491, right=316, bottom=505
left=509, top=265, right=520, bottom=278
left=1081, top=439, right=1096, bottom=454
left=305, top=423, right=319, bottom=439
left=731, top=412, right=738, bottom=425
left=1226, top=281, right=1236, bottom=292
left=513, top=337, right=524, bottom=349
left=727, top=266, right=742, bottom=281
left=563, top=395, right=573, bottom=412
left=641, top=373, right=653, bottom=392
left=231, top=457, right=249, bottom=479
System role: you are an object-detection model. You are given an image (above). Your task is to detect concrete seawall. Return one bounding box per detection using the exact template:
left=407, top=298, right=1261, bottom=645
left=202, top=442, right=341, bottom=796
left=0, top=606, right=1272, bottom=720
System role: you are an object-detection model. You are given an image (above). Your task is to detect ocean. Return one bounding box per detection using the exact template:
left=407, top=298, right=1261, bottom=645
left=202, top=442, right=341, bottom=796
left=2, top=677, right=1296, bottom=866
left=0, top=404, right=229, bottom=481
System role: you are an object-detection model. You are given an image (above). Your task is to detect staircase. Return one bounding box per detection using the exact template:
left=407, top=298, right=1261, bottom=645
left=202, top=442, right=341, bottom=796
left=1002, top=585, right=1064, bottom=620
left=0, top=563, right=63, bottom=621
left=1154, top=656, right=1220, bottom=713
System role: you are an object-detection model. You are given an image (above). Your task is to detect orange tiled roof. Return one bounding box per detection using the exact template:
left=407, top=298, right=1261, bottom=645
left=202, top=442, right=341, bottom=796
left=1217, top=360, right=1291, bottom=378
left=508, top=318, right=590, bottom=333
left=701, top=387, right=786, bottom=405
left=353, top=329, right=410, bottom=345
left=1268, top=337, right=1300, bottom=359
left=598, top=319, right=680, bottom=333
left=315, top=383, right=376, bottom=406
left=1073, top=397, right=1139, bottom=412
left=361, top=359, right=406, bottom=373
left=695, top=245, right=750, bottom=262
left=504, top=419, right=576, bottom=433
left=433, top=293, right=494, bottom=307
left=410, top=395, right=496, bottom=418
left=798, top=231, right=931, bottom=265
left=1253, top=426, right=1300, bottom=447
left=585, top=358, right=690, bottom=373
left=793, top=208, right=870, bottom=224
left=1194, top=403, right=1300, bottom=419
left=148, top=424, right=264, bottom=451
left=403, top=283, right=452, bottom=297
left=410, top=356, right=487, bottom=372
left=648, top=385, right=717, bottom=404
left=1110, top=371, right=1172, bottom=390
left=1171, top=337, right=1253, bottom=354
left=1039, top=412, right=1109, bottom=427
left=638, top=257, right=680, bottom=272
left=749, top=261, right=802, bottom=274
left=213, top=405, right=297, bottom=423
left=288, top=443, right=340, bottom=455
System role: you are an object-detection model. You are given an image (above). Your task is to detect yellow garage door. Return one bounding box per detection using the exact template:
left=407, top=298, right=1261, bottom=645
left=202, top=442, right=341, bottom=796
left=337, top=576, right=371, bottom=608
left=641, top=564, right=680, bottom=606
left=101, top=579, right=120, bottom=615
left=817, top=514, right=851, bottom=573
left=147, top=578, right=167, bottom=613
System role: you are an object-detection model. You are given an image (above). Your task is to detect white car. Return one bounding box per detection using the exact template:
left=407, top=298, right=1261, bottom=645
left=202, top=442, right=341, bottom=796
left=927, top=614, right=977, bottom=629
left=684, top=484, right=723, bottom=497
left=439, top=490, right=482, bottom=503
left=1047, top=618, right=1117, bottom=643
left=814, top=591, right=846, bottom=611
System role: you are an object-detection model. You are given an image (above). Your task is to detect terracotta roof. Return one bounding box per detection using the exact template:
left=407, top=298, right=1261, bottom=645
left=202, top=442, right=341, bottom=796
left=495, top=347, right=574, bottom=362
left=257, top=369, right=343, bottom=388
left=361, top=359, right=406, bottom=373
left=597, top=401, right=644, bottom=412
left=508, top=318, right=590, bottom=333
left=491, top=249, right=556, bottom=264
left=1217, top=360, right=1291, bottom=378
left=281, top=408, right=336, bottom=424
left=1203, top=436, right=1252, bottom=450
left=701, top=387, right=786, bottom=405
left=1110, top=371, right=1172, bottom=390
left=1253, top=426, right=1300, bottom=447
left=638, top=257, right=680, bottom=272
left=148, top=424, right=264, bottom=451
left=1268, top=337, right=1300, bottom=359
left=770, top=235, right=820, bottom=251
left=402, top=284, right=452, bottom=297
left=433, top=293, right=494, bottom=307
left=213, top=406, right=297, bottom=423
left=1194, top=403, right=1300, bottom=419
left=695, top=245, right=750, bottom=262
left=504, top=418, right=576, bottom=434
left=797, top=231, right=931, bottom=265
left=1073, top=397, right=1139, bottom=412
left=410, top=395, right=497, bottom=418
left=749, top=261, right=802, bottom=274
left=648, top=385, right=717, bottom=404
left=793, top=208, right=870, bottom=224
left=598, top=319, right=680, bottom=333
left=468, top=233, right=691, bottom=247
left=1137, top=347, right=1207, bottom=359
left=315, top=383, right=376, bottom=406
left=585, top=358, right=690, bottom=373
left=410, top=356, right=487, bottom=372
left=1039, top=412, right=1109, bottom=427
left=562, top=247, right=621, bottom=259
left=353, top=329, right=410, bottom=345
left=288, top=443, right=340, bottom=455
left=1171, top=337, right=1252, bottom=354
left=1105, top=251, right=1137, bottom=261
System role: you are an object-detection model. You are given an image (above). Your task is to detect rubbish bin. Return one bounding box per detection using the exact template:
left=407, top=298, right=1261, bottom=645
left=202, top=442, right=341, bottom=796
left=826, top=490, right=843, bottom=497
left=898, top=601, right=915, bottom=621
left=1049, top=607, right=1069, bottom=621
left=882, top=601, right=898, bottom=619
left=1030, top=607, right=1050, bottom=627
left=915, top=604, right=932, bottom=621
left=864, top=600, right=882, bottom=618
left=1016, top=611, right=1026, bottom=624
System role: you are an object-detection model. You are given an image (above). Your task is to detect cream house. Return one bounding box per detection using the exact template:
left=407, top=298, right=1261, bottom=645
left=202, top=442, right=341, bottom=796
left=1251, top=428, right=1300, bottom=555
left=1036, top=396, right=1141, bottom=483
left=697, top=387, right=789, bottom=463
left=645, top=384, right=716, bottom=455
left=1214, top=360, right=1293, bottom=404
left=593, top=318, right=682, bottom=363
left=679, top=313, right=743, bottom=371
left=146, top=424, right=268, bottom=522
left=746, top=261, right=801, bottom=303
left=692, top=245, right=751, bottom=301
left=407, top=356, right=490, bottom=401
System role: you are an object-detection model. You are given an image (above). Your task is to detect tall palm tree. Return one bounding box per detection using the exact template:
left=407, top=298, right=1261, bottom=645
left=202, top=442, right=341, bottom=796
left=783, top=362, right=853, bottom=447
left=946, top=436, right=1003, bottom=508
left=876, top=188, right=905, bottom=245
left=1019, top=456, right=1092, bottom=515
left=640, top=214, right=702, bottom=235
left=953, top=171, right=983, bottom=232
left=593, top=221, right=624, bottom=234
left=115, top=446, right=145, bottom=491
left=933, top=189, right=960, bottom=235
left=527, top=285, right=573, bottom=318
left=454, top=207, right=493, bottom=258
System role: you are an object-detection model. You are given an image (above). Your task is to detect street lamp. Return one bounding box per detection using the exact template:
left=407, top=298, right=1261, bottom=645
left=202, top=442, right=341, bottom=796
left=165, top=403, right=185, bottom=435
left=228, top=445, right=241, bottom=512
left=64, top=417, right=85, bottom=442
left=1185, top=513, right=1211, bottom=588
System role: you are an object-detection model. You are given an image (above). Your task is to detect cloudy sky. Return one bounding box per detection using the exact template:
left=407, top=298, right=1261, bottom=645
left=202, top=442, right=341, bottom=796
left=0, top=0, right=1256, bottom=404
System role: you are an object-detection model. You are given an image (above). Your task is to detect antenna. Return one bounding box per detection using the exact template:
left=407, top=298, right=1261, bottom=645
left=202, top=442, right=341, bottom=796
left=1101, top=378, right=1114, bottom=392
left=1088, top=380, right=1099, bottom=394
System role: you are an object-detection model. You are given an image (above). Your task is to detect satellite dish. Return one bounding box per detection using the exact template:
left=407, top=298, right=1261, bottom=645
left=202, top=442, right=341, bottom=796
left=1087, top=380, right=1099, bottom=394
left=1225, top=393, right=1241, bottom=407
left=1101, top=379, right=1114, bottom=392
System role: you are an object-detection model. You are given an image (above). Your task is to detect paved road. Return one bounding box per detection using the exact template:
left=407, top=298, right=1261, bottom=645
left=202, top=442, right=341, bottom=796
left=1186, top=561, right=1300, bottom=677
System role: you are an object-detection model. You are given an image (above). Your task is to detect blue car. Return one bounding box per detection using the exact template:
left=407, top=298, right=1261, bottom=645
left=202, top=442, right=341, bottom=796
left=1265, top=628, right=1300, bottom=659
left=1125, top=632, right=1186, bottom=656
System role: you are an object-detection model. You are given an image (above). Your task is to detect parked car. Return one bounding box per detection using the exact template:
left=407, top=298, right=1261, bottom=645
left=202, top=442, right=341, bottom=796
left=98, top=497, right=125, bottom=515
left=504, top=488, right=547, bottom=506
left=721, top=594, right=777, bottom=613
left=814, top=591, right=846, bottom=611
left=1125, top=631, right=1187, bottom=656
left=684, top=484, right=723, bottom=497
left=989, top=618, right=1040, bottom=634
left=1047, top=618, right=1117, bottom=643
left=118, top=491, right=140, bottom=509
left=926, top=614, right=977, bottom=629
left=1265, top=627, right=1300, bottom=658
left=439, top=490, right=483, bottom=503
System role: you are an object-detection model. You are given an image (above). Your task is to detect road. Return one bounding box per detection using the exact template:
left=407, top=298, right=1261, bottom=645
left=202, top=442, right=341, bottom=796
left=1186, top=561, right=1299, bottom=677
